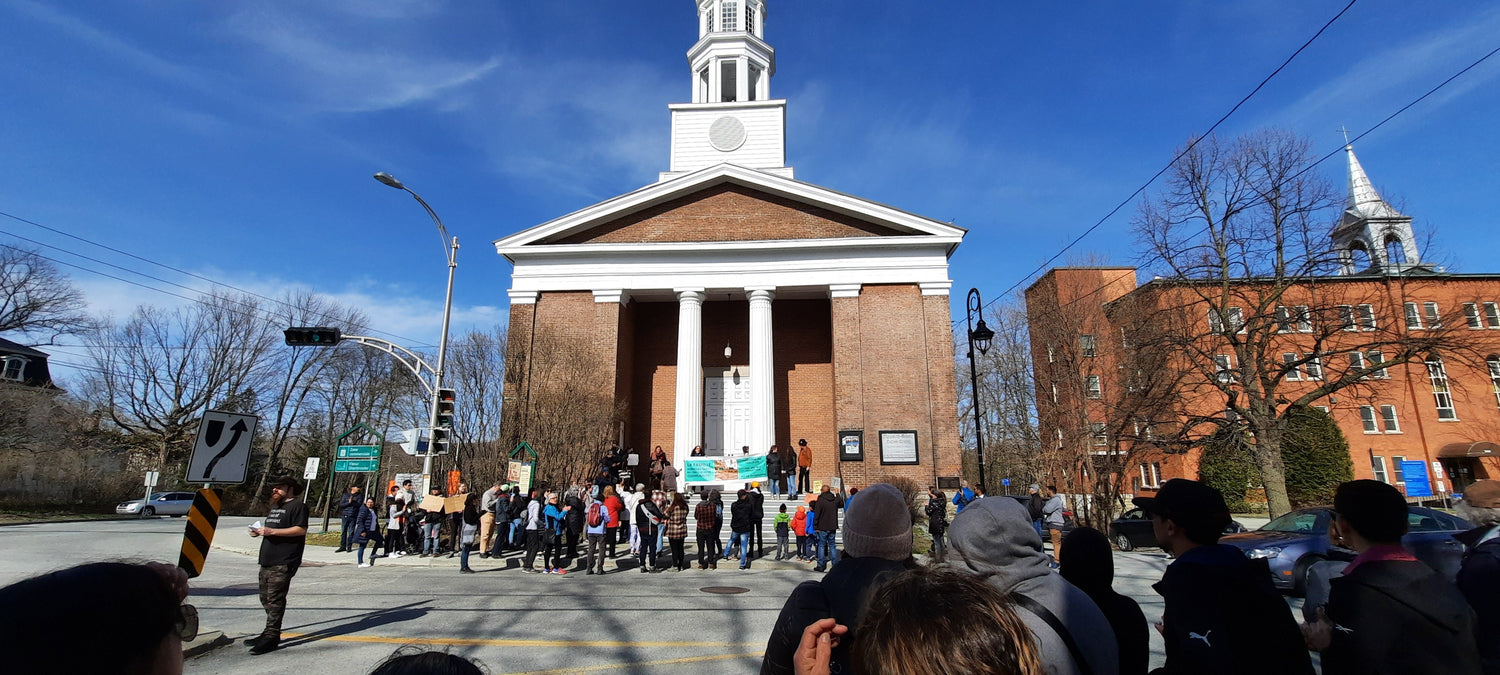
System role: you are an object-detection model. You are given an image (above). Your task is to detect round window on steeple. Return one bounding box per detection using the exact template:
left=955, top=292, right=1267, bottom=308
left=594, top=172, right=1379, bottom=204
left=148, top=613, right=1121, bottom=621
left=709, top=116, right=747, bottom=152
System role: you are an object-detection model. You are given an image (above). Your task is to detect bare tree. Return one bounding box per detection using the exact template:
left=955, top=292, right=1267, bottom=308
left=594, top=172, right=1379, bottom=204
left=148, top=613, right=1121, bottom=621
left=444, top=326, right=508, bottom=480
left=0, top=246, right=91, bottom=345
left=1132, top=130, right=1481, bottom=516
left=500, top=328, right=622, bottom=487
left=957, top=301, right=1042, bottom=494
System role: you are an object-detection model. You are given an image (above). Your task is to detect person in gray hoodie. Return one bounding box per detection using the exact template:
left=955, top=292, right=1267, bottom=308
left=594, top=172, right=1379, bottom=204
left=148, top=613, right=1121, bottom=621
left=947, top=494, right=1118, bottom=675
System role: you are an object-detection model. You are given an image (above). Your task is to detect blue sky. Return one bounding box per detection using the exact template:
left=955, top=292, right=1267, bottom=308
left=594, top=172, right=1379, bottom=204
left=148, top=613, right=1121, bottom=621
left=2, top=1, right=1498, bottom=382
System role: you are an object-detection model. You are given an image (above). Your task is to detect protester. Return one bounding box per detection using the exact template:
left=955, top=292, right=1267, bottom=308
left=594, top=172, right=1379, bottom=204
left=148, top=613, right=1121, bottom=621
left=603, top=485, right=624, bottom=558
left=521, top=488, right=544, bottom=573
left=1136, top=478, right=1310, bottom=674
left=585, top=491, right=610, bottom=575
left=337, top=484, right=363, bottom=552
left=925, top=487, right=949, bottom=561
left=767, top=445, right=784, bottom=498
left=696, top=490, right=721, bottom=569
left=1300, top=480, right=1480, bottom=674
left=1455, top=479, right=1500, bottom=674
left=354, top=496, right=382, bottom=568
left=507, top=485, right=528, bottom=550
left=812, top=483, right=841, bottom=572
left=1027, top=484, right=1046, bottom=539
left=446, top=482, right=470, bottom=558
left=542, top=491, right=570, bottom=575
left=792, top=504, right=811, bottom=561
left=952, top=479, right=976, bottom=514
left=617, top=483, right=638, bottom=557
left=394, top=479, right=416, bottom=510
left=1041, top=485, right=1066, bottom=562
left=384, top=498, right=406, bottom=558
left=665, top=491, right=690, bottom=571
left=947, top=492, right=1118, bottom=675
left=247, top=476, right=309, bottom=655
left=457, top=494, right=480, bottom=574
left=731, top=488, right=757, bottom=570
left=636, top=486, right=665, bottom=572
left=0, top=561, right=196, bottom=675
left=421, top=488, right=445, bottom=557
left=368, top=646, right=486, bottom=675
left=1060, top=527, right=1148, bottom=675
left=797, top=439, right=813, bottom=495
left=653, top=490, right=669, bottom=558
left=780, top=444, right=798, bottom=499
left=749, top=481, right=767, bottom=557
left=775, top=503, right=792, bottom=560
left=662, top=459, right=680, bottom=494
left=486, top=486, right=512, bottom=557
left=762, top=483, right=918, bottom=674
left=563, top=486, right=585, bottom=566
left=479, top=481, right=504, bottom=557
left=650, top=445, right=668, bottom=491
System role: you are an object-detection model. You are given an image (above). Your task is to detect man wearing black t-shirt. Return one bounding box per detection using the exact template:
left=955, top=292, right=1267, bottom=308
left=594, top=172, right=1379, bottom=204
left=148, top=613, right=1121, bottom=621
left=247, top=476, right=309, bottom=655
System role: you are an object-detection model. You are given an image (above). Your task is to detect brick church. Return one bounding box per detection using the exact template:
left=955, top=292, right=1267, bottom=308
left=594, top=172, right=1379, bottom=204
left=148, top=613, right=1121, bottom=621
left=495, top=0, right=964, bottom=489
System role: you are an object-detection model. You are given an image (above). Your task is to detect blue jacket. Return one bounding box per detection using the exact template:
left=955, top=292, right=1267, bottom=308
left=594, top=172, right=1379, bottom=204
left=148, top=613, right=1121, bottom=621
left=952, top=487, right=975, bottom=513
left=543, top=504, right=568, bottom=535
left=338, top=492, right=363, bottom=518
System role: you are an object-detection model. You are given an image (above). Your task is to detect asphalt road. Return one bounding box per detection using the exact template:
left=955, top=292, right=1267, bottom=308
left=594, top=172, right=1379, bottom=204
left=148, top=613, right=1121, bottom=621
left=0, top=516, right=1304, bottom=674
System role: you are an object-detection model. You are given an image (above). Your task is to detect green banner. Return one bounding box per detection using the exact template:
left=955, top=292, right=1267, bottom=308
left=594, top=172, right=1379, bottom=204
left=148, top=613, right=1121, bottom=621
left=683, top=453, right=769, bottom=485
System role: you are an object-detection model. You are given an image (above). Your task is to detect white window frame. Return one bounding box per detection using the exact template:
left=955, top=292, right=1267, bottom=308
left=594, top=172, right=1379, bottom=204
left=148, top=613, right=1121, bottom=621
left=1338, top=305, right=1358, bottom=332
left=720, top=0, right=738, bottom=31
left=745, top=3, right=756, bottom=35
left=1427, top=357, right=1458, bottom=421
left=1085, top=375, right=1102, bottom=399
left=1295, top=305, right=1312, bottom=333
left=1079, top=334, right=1097, bottom=358
left=1358, top=304, right=1378, bottom=331
left=1489, top=356, right=1500, bottom=411
left=1349, top=351, right=1368, bottom=380
left=1282, top=353, right=1302, bottom=381
left=1423, top=301, right=1441, bottom=329
left=1485, top=302, right=1500, bottom=329
left=1367, top=350, right=1390, bottom=379
left=1090, top=423, right=1108, bottom=446
left=1405, top=302, right=1423, bottom=329
left=1275, top=305, right=1293, bottom=333
left=1371, top=455, right=1389, bottom=483
left=1214, top=354, right=1234, bottom=383
left=1464, top=302, right=1483, bottom=329
left=1379, top=404, right=1400, bottom=432
left=1359, top=405, right=1379, bottom=433
left=1391, top=455, right=1407, bottom=484
left=1305, top=354, right=1324, bottom=381
left=1313, top=405, right=1330, bottom=414
left=0, top=357, right=24, bottom=382
left=1209, top=307, right=1244, bottom=333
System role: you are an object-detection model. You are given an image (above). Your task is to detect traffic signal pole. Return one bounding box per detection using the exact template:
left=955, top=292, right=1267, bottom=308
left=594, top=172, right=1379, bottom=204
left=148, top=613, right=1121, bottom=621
left=422, top=235, right=458, bottom=492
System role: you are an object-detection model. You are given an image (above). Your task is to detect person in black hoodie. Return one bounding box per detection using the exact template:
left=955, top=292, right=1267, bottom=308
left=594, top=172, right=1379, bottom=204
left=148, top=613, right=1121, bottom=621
left=1301, top=479, right=1481, bottom=674
left=811, top=484, right=841, bottom=572
left=1060, top=527, right=1148, bottom=675
left=731, top=488, right=757, bottom=570
left=1455, top=479, right=1500, bottom=674
left=1139, top=479, right=1312, bottom=675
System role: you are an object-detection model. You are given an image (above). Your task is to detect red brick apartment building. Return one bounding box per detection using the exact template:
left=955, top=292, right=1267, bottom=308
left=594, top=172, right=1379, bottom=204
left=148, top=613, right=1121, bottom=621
left=1028, top=147, right=1500, bottom=502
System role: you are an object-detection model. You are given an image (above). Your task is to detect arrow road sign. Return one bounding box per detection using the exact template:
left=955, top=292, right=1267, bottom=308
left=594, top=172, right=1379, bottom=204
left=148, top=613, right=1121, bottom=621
left=334, top=458, right=379, bottom=473
left=337, top=445, right=380, bottom=459
left=185, top=411, right=259, bottom=483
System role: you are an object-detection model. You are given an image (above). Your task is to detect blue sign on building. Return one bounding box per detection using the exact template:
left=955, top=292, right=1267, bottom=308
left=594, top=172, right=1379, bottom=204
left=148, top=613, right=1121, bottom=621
left=1401, top=460, right=1432, bottom=497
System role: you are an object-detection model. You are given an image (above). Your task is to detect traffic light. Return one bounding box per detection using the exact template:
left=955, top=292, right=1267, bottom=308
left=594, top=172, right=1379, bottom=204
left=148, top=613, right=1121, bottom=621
left=432, top=388, right=455, bottom=454
left=283, top=327, right=341, bottom=346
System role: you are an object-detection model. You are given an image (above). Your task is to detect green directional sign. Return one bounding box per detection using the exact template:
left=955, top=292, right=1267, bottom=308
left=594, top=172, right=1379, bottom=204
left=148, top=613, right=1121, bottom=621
left=334, top=458, right=379, bottom=473
left=337, top=445, right=380, bottom=459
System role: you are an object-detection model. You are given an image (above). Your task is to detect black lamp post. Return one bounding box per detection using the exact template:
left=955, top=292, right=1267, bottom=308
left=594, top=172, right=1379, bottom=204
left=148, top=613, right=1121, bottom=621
left=965, top=288, right=995, bottom=492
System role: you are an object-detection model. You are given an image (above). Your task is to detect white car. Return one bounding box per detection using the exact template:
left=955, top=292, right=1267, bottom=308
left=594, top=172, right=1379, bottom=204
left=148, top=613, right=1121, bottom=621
left=116, top=492, right=195, bottom=517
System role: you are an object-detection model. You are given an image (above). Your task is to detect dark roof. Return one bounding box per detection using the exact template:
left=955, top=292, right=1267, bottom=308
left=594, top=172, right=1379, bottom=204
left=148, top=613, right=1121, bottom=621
left=0, top=337, right=49, bottom=358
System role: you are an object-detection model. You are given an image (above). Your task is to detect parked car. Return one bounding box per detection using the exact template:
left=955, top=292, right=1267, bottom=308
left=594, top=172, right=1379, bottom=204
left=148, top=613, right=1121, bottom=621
left=1219, top=505, right=1471, bottom=595
left=116, top=492, right=195, bottom=517
left=1109, top=507, right=1247, bottom=552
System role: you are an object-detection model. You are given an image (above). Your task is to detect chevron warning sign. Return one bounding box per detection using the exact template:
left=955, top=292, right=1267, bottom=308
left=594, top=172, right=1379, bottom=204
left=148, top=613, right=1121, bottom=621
left=177, top=488, right=222, bottom=578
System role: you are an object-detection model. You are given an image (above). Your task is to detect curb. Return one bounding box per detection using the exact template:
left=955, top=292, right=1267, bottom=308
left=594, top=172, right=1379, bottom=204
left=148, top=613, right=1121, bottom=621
left=0, top=516, right=139, bottom=527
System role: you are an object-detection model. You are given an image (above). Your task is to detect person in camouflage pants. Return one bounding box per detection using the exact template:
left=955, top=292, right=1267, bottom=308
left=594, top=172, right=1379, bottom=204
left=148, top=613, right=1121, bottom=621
left=247, top=477, right=308, bottom=655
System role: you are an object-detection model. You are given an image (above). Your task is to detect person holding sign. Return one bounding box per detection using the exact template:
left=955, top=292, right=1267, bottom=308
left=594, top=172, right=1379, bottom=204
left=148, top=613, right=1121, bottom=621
left=247, top=477, right=307, bottom=655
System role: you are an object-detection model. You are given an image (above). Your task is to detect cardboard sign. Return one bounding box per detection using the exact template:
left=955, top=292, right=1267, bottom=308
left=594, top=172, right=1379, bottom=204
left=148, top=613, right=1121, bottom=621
left=420, top=495, right=446, bottom=512
left=444, top=495, right=468, bottom=513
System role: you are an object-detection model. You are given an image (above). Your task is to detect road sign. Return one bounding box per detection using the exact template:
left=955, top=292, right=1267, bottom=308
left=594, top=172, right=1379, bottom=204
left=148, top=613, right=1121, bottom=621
left=303, top=457, right=320, bottom=480
left=400, top=429, right=429, bottom=456
left=335, top=458, right=379, bottom=473
left=177, top=488, right=221, bottom=578
left=145, top=471, right=160, bottom=487
left=184, top=411, right=259, bottom=484
left=337, top=445, right=380, bottom=459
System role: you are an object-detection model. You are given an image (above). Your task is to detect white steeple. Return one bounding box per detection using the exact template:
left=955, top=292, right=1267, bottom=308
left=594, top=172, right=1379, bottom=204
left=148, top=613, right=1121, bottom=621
left=1332, top=144, right=1421, bottom=274
left=662, top=0, right=790, bottom=182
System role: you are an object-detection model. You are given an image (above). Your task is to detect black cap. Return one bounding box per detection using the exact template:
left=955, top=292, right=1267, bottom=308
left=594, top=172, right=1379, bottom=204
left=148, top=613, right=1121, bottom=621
left=269, top=476, right=303, bottom=496
left=1133, top=479, right=1229, bottom=532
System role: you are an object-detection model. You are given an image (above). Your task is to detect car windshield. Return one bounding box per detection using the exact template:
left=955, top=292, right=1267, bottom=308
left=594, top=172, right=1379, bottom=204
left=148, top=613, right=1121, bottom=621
left=1261, top=510, right=1325, bottom=533
left=1408, top=507, right=1466, bottom=532
left=149, top=493, right=168, bottom=501
left=1121, top=508, right=1144, bottom=520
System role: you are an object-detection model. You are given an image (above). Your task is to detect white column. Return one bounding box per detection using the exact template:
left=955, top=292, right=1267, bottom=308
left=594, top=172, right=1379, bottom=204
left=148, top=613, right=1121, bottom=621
left=673, top=288, right=706, bottom=468
left=747, top=286, right=775, bottom=456
left=736, top=57, right=749, bottom=103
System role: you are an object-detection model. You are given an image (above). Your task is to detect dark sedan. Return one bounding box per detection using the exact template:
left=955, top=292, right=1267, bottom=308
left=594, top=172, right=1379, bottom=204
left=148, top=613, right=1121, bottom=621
left=1109, top=507, right=1246, bottom=552
left=1220, top=506, right=1470, bottom=595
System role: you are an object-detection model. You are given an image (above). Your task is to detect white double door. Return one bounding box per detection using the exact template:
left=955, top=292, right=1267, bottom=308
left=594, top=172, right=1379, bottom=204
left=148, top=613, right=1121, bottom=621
left=704, top=371, right=752, bottom=455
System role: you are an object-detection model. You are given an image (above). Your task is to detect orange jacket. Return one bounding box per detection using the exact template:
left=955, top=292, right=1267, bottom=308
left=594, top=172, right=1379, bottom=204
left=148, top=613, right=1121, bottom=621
left=798, top=445, right=812, bottom=468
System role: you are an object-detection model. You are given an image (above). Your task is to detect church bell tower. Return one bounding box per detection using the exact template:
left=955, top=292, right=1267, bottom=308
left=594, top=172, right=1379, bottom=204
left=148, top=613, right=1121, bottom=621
left=662, top=0, right=791, bottom=181
left=1332, top=144, right=1423, bottom=275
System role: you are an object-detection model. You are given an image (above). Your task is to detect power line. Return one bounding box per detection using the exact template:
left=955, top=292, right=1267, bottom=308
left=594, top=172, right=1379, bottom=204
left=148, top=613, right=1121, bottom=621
left=971, top=0, right=1359, bottom=318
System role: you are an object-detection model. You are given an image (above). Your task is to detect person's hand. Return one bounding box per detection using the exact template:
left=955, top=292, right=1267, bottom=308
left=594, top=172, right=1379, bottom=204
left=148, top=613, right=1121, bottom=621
left=250, top=527, right=263, bottom=538
left=792, top=618, right=847, bottom=675
left=1301, top=607, right=1333, bottom=651
left=1153, top=620, right=1165, bottom=637
left=146, top=562, right=190, bottom=602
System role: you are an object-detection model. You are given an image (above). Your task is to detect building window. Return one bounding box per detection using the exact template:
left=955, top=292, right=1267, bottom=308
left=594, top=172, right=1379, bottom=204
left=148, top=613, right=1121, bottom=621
left=1380, top=405, right=1400, bottom=432
left=1, top=357, right=24, bottom=382
left=1275, top=306, right=1293, bottom=333
left=1488, top=356, right=1500, bottom=410
left=1371, top=455, right=1388, bottom=483
left=1391, top=455, right=1407, bottom=483
left=1209, top=306, right=1244, bottom=333
left=1294, top=305, right=1312, bottom=333
left=1079, top=334, right=1097, bottom=358
left=1338, top=305, right=1357, bottom=332
left=1426, top=357, right=1457, bottom=420
left=1358, top=304, right=1377, bottom=330
left=1282, top=353, right=1302, bottom=381
left=1367, top=351, right=1390, bottom=379
left=721, top=1, right=738, bottom=31
left=745, top=3, right=756, bottom=35
left=1090, top=423, right=1108, bottom=446
left=1464, top=303, right=1483, bottom=329
left=1423, top=302, right=1441, bottom=328
left=1349, top=351, right=1367, bottom=379
left=1359, top=405, right=1379, bottom=433
left=1485, top=302, right=1500, bottom=328
left=1305, top=354, right=1324, bottom=381
left=1085, top=376, right=1102, bottom=399
left=1139, top=462, right=1163, bottom=489
left=1214, top=354, right=1234, bottom=383
left=1405, top=302, right=1423, bottom=329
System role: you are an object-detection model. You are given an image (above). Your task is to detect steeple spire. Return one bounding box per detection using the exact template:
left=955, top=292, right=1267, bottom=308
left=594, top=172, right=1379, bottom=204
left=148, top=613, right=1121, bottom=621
left=1331, top=143, right=1421, bottom=274
left=1344, top=144, right=1401, bottom=219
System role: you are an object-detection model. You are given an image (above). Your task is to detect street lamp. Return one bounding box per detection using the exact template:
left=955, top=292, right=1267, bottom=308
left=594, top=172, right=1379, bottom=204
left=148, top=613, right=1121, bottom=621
left=374, top=172, right=459, bottom=493
left=965, top=288, right=995, bottom=493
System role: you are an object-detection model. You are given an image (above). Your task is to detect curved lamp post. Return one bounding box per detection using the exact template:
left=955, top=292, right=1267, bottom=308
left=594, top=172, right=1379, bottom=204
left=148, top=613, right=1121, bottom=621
left=965, top=288, right=995, bottom=492
left=374, top=172, right=459, bottom=491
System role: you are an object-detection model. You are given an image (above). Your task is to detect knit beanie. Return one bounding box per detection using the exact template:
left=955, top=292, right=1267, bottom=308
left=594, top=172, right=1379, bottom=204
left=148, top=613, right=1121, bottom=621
left=842, top=483, right=913, bottom=561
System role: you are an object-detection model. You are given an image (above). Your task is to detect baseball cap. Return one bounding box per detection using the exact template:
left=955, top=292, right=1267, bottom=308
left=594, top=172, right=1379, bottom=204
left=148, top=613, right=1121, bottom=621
left=1461, top=480, right=1500, bottom=508
left=1133, top=479, right=1230, bottom=532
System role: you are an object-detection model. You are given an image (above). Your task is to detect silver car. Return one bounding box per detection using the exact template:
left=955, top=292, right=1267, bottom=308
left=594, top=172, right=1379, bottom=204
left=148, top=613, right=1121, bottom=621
left=116, top=492, right=195, bottom=517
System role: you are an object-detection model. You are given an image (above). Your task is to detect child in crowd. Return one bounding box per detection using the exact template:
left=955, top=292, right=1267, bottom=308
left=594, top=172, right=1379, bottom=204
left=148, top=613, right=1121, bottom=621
left=774, top=503, right=792, bottom=560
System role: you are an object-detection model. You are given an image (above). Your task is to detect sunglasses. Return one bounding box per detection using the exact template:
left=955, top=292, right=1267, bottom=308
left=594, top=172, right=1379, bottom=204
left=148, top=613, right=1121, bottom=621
left=175, top=604, right=199, bottom=641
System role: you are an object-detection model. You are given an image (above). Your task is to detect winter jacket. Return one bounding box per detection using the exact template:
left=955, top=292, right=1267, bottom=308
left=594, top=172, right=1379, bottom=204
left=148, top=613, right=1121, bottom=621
left=1455, top=525, right=1500, bottom=673
left=797, top=445, right=812, bottom=468
left=664, top=503, right=689, bottom=539
left=1042, top=494, right=1066, bottom=527
left=694, top=499, right=717, bottom=532
left=765, top=452, right=781, bottom=481
left=524, top=499, right=542, bottom=530
left=780, top=447, right=797, bottom=478
left=791, top=508, right=808, bottom=536
left=1321, top=557, right=1482, bottom=675
left=481, top=487, right=501, bottom=513
left=354, top=504, right=378, bottom=538
left=603, top=495, right=623, bottom=527
left=563, top=493, right=585, bottom=533
left=774, top=511, right=791, bottom=533
left=636, top=500, right=664, bottom=538
left=813, top=491, right=840, bottom=532
left=1028, top=493, right=1046, bottom=521
left=1150, top=544, right=1313, bottom=675
left=748, top=489, right=765, bottom=523
left=760, top=556, right=915, bottom=675
left=951, top=487, right=975, bottom=513
left=730, top=498, right=756, bottom=534
left=948, top=497, right=1119, bottom=675
left=924, top=496, right=948, bottom=535
left=338, top=492, right=363, bottom=518
left=543, top=503, right=568, bottom=536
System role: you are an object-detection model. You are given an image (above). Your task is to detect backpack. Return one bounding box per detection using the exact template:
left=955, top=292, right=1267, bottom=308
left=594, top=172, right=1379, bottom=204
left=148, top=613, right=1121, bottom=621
left=587, top=501, right=605, bottom=528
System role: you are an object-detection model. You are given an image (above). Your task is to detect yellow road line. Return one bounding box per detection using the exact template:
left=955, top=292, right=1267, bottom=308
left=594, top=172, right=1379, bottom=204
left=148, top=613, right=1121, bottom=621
left=500, top=651, right=763, bottom=675
left=279, top=633, right=759, bottom=649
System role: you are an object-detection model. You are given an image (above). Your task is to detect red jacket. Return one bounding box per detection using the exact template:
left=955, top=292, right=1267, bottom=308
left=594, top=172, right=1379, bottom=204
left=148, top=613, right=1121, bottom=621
left=792, top=508, right=809, bottom=536
left=603, top=495, right=623, bottom=526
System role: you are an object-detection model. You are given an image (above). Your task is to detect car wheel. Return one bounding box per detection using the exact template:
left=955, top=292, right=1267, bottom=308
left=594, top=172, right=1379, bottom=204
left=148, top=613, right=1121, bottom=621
left=1114, top=532, right=1134, bottom=552
left=1292, top=554, right=1323, bottom=597
left=143, top=506, right=155, bottom=517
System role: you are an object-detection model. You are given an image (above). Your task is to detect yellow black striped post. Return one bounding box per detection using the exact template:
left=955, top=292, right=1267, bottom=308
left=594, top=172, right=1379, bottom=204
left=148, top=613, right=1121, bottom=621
left=178, top=488, right=222, bottom=578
